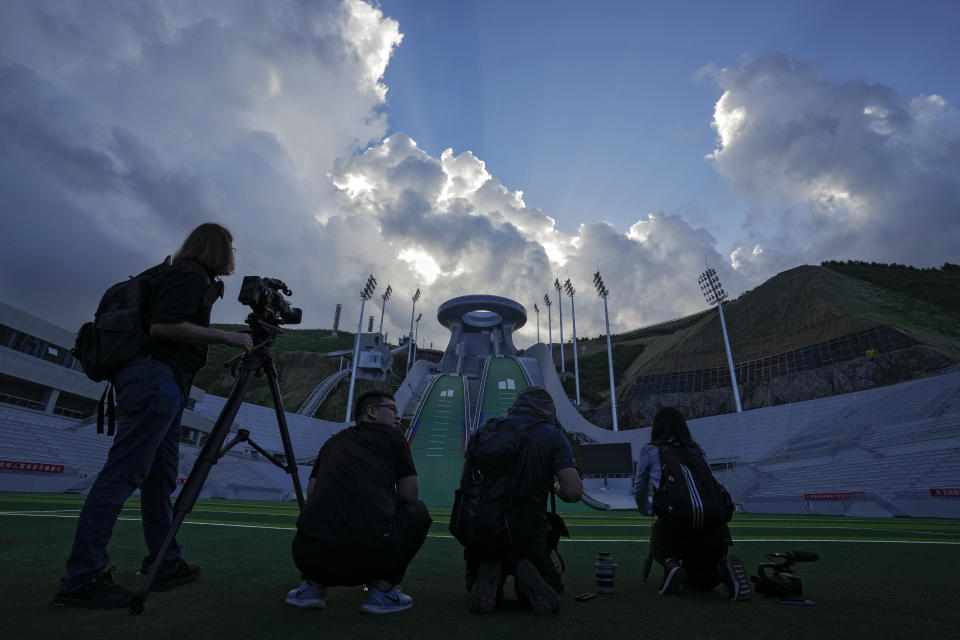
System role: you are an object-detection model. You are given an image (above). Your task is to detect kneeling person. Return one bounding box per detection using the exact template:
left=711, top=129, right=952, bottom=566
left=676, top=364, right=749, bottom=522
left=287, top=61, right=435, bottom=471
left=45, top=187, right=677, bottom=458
left=634, top=407, right=751, bottom=601
left=457, top=387, right=582, bottom=614
left=288, top=391, right=432, bottom=614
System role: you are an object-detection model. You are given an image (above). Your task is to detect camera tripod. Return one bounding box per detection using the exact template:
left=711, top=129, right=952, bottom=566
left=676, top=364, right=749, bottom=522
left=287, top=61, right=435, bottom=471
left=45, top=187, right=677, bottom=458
left=129, top=314, right=305, bottom=614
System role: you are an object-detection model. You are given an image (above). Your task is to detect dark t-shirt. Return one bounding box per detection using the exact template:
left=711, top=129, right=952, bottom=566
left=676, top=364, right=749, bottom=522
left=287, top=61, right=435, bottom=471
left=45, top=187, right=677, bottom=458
left=482, top=412, right=577, bottom=511
left=297, top=421, right=417, bottom=543
left=147, top=259, right=214, bottom=386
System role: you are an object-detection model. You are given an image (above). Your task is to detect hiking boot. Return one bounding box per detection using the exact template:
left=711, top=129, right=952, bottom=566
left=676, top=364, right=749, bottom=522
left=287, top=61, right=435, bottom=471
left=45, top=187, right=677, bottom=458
left=469, top=562, right=503, bottom=613
left=514, top=559, right=560, bottom=615
left=658, top=558, right=686, bottom=595
left=286, top=580, right=327, bottom=609
left=51, top=569, right=133, bottom=609
left=360, top=585, right=413, bottom=614
left=151, top=560, right=200, bottom=592
left=722, top=554, right=753, bottom=601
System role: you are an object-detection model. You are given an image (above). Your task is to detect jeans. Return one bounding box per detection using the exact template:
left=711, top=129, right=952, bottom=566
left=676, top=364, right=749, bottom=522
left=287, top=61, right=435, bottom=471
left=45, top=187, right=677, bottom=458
left=59, top=356, right=186, bottom=593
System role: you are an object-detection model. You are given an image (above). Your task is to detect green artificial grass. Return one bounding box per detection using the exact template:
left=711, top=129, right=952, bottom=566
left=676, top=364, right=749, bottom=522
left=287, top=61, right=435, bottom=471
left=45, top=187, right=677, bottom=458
left=3, top=493, right=960, bottom=639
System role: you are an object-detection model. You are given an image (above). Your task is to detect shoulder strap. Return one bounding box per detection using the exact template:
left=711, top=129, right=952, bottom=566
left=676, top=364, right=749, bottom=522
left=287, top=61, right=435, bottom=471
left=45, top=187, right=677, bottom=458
left=135, top=256, right=175, bottom=280
left=96, top=384, right=118, bottom=437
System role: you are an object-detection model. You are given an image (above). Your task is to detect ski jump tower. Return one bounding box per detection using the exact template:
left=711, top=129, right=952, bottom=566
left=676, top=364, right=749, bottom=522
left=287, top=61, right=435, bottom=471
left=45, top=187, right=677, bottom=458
left=436, top=295, right=526, bottom=377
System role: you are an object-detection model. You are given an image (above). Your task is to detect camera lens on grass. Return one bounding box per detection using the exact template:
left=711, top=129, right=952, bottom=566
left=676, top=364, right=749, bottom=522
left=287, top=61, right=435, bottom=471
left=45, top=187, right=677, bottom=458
left=595, top=551, right=618, bottom=595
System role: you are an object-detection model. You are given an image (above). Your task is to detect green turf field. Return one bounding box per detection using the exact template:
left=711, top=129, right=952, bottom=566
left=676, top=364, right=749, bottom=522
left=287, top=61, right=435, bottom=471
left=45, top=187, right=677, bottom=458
left=3, top=492, right=959, bottom=640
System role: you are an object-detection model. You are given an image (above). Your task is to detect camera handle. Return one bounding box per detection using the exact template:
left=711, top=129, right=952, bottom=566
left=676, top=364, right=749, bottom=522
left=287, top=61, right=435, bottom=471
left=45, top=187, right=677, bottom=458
left=129, top=318, right=305, bottom=614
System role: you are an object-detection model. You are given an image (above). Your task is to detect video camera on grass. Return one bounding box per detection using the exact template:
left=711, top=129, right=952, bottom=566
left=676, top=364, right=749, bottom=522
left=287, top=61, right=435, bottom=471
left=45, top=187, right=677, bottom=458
left=238, top=276, right=302, bottom=326
left=752, top=550, right=819, bottom=598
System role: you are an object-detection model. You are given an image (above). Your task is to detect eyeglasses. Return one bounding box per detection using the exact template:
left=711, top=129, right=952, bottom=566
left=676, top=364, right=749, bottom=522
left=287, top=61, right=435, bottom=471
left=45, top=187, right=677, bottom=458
left=373, top=404, right=399, bottom=414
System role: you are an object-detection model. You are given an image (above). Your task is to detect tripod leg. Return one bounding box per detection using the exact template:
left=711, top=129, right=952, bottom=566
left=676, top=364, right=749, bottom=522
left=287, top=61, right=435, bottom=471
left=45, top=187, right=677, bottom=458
left=264, top=359, right=305, bottom=508
left=130, top=366, right=257, bottom=614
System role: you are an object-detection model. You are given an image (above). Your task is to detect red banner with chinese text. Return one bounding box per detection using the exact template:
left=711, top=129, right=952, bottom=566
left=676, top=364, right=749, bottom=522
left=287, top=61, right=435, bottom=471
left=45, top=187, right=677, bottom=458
left=0, top=460, right=65, bottom=473
left=929, top=488, right=960, bottom=497
left=804, top=491, right=866, bottom=500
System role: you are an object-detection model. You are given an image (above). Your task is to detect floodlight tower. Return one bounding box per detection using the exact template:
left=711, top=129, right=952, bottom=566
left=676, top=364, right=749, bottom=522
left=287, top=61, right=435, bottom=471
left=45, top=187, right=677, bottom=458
left=346, top=273, right=377, bottom=422
left=534, top=303, right=541, bottom=343
left=563, top=279, right=581, bottom=406
left=413, top=312, right=422, bottom=363
left=378, top=284, right=392, bottom=334
left=406, top=287, right=421, bottom=373
left=554, top=278, right=565, bottom=373
left=332, top=303, right=342, bottom=337
left=593, top=270, right=619, bottom=431
left=543, top=294, right=553, bottom=356
left=699, top=267, right=742, bottom=413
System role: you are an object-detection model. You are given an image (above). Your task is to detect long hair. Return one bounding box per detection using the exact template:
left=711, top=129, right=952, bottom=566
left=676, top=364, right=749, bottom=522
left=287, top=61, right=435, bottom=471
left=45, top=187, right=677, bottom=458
left=649, top=406, right=702, bottom=452
left=173, top=223, right=234, bottom=276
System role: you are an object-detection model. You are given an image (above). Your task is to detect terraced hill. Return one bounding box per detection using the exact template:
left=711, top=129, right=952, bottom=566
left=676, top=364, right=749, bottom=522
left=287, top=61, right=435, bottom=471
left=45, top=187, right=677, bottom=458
left=564, top=262, right=960, bottom=427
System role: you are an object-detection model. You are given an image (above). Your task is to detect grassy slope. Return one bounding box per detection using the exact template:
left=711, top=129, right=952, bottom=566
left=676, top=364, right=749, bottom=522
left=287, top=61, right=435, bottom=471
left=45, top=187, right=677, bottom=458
left=564, top=264, right=960, bottom=396
left=821, top=261, right=960, bottom=357
left=5, top=493, right=960, bottom=640
left=192, top=327, right=358, bottom=412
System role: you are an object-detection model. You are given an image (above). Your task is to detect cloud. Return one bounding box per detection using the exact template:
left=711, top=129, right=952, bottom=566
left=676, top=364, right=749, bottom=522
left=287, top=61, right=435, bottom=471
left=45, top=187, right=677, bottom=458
left=0, top=0, right=402, bottom=333
left=329, top=132, right=741, bottom=344
left=0, top=0, right=749, bottom=350
left=706, top=55, right=960, bottom=273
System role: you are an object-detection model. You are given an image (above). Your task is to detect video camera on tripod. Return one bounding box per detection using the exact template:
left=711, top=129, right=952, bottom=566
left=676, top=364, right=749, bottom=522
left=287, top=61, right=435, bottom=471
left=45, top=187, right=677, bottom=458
left=752, top=550, right=819, bottom=598
left=238, top=276, right=302, bottom=326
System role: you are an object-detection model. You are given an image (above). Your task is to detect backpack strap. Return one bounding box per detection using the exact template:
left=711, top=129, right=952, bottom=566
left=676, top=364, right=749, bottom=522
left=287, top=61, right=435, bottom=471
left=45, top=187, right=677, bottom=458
left=96, top=386, right=107, bottom=435
left=107, top=385, right=117, bottom=437
left=96, top=384, right=117, bottom=437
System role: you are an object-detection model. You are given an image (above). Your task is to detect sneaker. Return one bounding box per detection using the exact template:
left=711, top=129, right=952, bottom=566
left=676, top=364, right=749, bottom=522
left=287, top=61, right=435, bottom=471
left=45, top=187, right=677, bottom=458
left=360, top=585, right=413, bottom=614
left=469, top=562, right=503, bottom=613
left=137, top=555, right=152, bottom=576
left=151, top=560, right=200, bottom=592
left=658, top=559, right=686, bottom=595
left=286, top=580, right=327, bottom=609
left=51, top=569, right=133, bottom=609
left=514, top=559, right=560, bottom=615
left=722, top=555, right=753, bottom=601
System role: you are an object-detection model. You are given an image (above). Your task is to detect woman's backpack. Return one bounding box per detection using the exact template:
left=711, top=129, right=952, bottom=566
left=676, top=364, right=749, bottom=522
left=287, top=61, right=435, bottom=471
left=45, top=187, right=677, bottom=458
left=653, top=440, right=734, bottom=529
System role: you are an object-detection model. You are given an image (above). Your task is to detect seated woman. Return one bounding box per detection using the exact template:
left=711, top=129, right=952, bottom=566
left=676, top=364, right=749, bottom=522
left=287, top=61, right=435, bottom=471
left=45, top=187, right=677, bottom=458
left=632, top=407, right=751, bottom=600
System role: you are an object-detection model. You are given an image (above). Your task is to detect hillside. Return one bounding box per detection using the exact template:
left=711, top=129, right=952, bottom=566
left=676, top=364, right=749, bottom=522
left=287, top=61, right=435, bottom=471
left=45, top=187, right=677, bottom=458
left=192, top=262, right=960, bottom=425
left=566, top=262, right=960, bottom=427
left=193, top=328, right=358, bottom=413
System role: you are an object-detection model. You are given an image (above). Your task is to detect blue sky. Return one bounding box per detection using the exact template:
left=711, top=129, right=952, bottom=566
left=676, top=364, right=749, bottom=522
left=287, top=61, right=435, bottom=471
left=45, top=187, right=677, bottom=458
left=1, top=0, right=958, bottom=346
left=379, top=0, right=960, bottom=251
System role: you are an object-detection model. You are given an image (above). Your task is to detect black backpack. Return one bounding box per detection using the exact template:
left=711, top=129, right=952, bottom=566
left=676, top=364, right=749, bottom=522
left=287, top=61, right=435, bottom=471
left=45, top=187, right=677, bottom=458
left=73, top=258, right=212, bottom=435
left=73, top=258, right=214, bottom=383
left=653, top=440, right=734, bottom=529
left=449, top=417, right=541, bottom=552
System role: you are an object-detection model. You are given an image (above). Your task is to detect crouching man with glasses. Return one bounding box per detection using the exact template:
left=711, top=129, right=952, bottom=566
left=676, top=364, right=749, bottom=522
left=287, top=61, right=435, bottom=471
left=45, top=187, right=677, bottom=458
left=286, top=391, right=432, bottom=614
